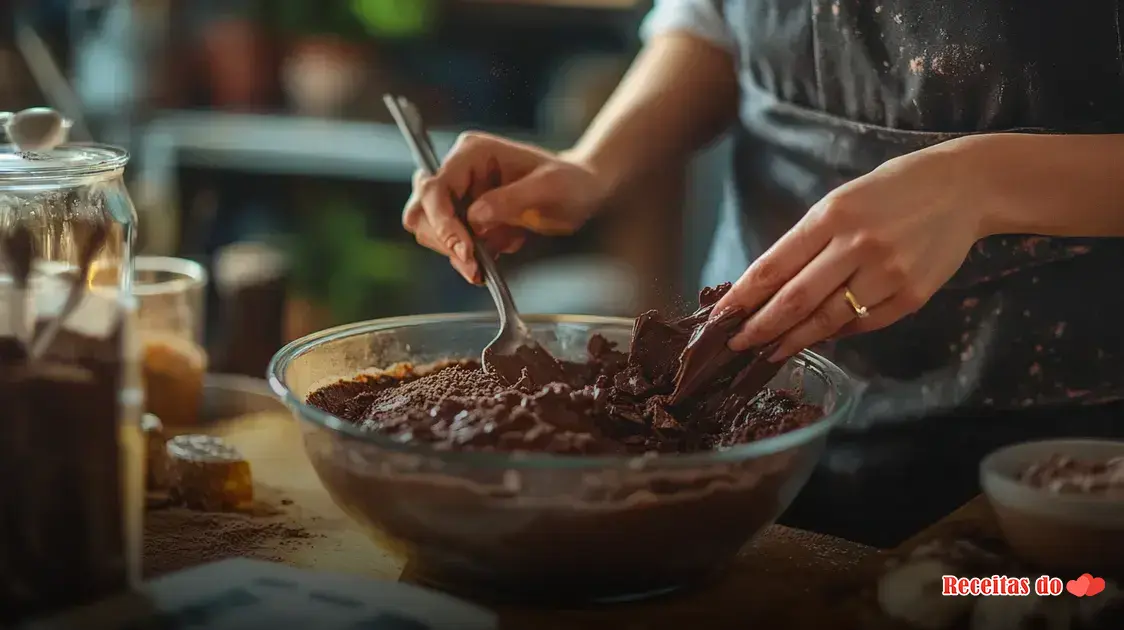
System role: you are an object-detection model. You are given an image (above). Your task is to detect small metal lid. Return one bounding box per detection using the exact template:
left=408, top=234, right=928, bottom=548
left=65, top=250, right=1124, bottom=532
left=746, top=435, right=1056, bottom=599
left=0, top=143, right=130, bottom=181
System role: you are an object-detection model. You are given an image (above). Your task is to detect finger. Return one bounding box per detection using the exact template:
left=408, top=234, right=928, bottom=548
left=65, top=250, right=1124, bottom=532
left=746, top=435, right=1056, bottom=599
left=729, top=238, right=857, bottom=351
left=484, top=155, right=503, bottom=190
left=467, top=168, right=572, bottom=235
left=450, top=256, right=483, bottom=285
left=409, top=209, right=442, bottom=250
left=410, top=210, right=481, bottom=283
left=766, top=267, right=897, bottom=355
left=480, top=225, right=526, bottom=256
left=834, top=291, right=924, bottom=338
left=766, top=287, right=862, bottom=362
left=436, top=133, right=539, bottom=206
left=401, top=169, right=426, bottom=236
left=417, top=136, right=508, bottom=263
left=467, top=156, right=499, bottom=202
left=714, top=210, right=834, bottom=316
left=499, top=234, right=526, bottom=255
left=418, top=172, right=476, bottom=264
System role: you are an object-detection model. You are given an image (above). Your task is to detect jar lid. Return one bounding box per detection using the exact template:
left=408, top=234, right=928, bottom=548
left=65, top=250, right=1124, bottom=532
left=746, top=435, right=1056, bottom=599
left=0, top=143, right=129, bottom=182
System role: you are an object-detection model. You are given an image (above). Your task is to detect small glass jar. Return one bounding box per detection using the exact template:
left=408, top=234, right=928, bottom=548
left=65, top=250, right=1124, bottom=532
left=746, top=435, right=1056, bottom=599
left=0, top=135, right=143, bottom=622
left=134, top=256, right=208, bottom=429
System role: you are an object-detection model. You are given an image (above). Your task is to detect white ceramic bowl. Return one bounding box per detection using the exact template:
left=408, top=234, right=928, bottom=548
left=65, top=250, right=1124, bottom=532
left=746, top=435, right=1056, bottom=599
left=980, top=439, right=1124, bottom=571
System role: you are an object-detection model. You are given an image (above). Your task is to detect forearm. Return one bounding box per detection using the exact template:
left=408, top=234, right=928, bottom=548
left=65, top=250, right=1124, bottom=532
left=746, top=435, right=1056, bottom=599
left=950, top=133, right=1124, bottom=238
left=566, top=32, right=738, bottom=202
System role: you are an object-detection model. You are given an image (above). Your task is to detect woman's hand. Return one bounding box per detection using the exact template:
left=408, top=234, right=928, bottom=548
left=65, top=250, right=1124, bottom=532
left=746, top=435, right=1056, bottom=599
left=714, top=138, right=992, bottom=360
left=402, top=132, right=608, bottom=283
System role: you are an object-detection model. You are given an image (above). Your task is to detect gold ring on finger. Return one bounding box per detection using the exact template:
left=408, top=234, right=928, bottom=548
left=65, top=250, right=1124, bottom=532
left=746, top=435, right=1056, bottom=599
left=843, top=287, right=869, bottom=319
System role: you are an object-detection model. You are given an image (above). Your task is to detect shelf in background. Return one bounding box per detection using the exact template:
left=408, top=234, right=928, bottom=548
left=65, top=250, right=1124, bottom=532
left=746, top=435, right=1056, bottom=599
left=138, top=110, right=549, bottom=182
left=132, top=110, right=553, bottom=256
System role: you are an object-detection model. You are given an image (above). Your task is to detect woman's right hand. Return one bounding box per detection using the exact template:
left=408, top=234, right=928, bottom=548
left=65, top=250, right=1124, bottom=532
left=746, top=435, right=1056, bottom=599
left=402, top=132, right=608, bottom=283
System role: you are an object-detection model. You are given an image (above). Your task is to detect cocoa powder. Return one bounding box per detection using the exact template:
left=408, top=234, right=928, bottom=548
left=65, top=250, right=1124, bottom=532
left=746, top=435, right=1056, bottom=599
left=143, top=501, right=316, bottom=578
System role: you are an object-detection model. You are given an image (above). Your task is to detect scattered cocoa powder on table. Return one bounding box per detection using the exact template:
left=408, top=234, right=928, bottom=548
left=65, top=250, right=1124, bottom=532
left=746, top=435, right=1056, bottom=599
left=143, top=503, right=316, bottom=579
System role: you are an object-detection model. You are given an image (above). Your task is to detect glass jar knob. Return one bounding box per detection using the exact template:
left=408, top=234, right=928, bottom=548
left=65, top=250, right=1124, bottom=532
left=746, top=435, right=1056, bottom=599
left=0, top=107, right=73, bottom=152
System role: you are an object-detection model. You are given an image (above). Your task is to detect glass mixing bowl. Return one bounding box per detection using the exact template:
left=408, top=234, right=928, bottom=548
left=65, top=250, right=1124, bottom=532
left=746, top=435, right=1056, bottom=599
left=268, top=314, right=856, bottom=603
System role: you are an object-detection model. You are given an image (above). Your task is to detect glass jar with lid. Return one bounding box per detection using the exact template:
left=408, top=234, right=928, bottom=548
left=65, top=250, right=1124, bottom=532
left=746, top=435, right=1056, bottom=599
left=0, top=111, right=143, bottom=623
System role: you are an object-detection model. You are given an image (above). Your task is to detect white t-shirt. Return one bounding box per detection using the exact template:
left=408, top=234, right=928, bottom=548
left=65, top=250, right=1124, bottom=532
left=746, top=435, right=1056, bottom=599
left=640, top=0, right=735, bottom=50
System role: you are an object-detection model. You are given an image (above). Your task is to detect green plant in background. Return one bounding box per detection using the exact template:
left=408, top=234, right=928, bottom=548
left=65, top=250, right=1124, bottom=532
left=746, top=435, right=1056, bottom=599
left=351, top=0, right=436, bottom=38
left=287, top=197, right=417, bottom=323
left=267, top=0, right=370, bottom=40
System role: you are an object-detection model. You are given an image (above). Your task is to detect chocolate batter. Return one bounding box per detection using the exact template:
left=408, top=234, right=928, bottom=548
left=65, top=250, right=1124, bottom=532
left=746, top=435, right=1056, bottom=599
left=308, top=283, right=823, bottom=455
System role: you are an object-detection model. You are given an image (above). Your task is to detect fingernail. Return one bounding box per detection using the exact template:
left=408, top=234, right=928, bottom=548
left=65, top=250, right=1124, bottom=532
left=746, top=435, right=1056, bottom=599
left=767, top=347, right=788, bottom=363
left=736, top=323, right=759, bottom=347
left=453, top=240, right=470, bottom=263
left=471, top=201, right=493, bottom=222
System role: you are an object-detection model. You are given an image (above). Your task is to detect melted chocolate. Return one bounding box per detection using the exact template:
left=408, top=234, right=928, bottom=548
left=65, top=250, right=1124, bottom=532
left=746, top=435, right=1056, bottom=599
left=482, top=342, right=568, bottom=389
left=308, top=284, right=823, bottom=455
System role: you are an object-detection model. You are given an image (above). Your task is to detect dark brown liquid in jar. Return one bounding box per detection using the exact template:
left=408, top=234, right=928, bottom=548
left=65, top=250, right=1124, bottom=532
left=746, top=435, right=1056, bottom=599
left=0, top=307, right=139, bottom=623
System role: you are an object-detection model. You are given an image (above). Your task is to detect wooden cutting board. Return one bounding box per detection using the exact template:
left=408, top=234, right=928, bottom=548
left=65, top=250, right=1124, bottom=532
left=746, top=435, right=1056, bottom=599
left=191, top=406, right=881, bottom=629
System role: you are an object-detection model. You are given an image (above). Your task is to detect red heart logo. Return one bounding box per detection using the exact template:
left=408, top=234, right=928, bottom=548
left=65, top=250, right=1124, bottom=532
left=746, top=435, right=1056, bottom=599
left=1067, top=575, right=1090, bottom=597
left=1086, top=576, right=1106, bottom=597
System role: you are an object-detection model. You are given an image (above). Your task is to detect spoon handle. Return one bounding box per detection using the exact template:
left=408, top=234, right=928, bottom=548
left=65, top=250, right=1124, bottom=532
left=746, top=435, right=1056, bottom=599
left=383, top=95, right=522, bottom=333
left=383, top=96, right=441, bottom=175
left=473, top=223, right=521, bottom=333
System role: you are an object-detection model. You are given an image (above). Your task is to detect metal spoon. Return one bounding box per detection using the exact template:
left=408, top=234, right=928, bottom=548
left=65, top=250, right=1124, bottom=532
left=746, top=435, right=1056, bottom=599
left=0, top=107, right=73, bottom=152
left=29, top=223, right=108, bottom=360
left=384, top=95, right=565, bottom=385
left=1, top=225, right=35, bottom=348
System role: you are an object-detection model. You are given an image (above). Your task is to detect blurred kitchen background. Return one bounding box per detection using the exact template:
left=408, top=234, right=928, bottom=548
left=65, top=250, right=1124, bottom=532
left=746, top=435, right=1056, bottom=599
left=0, top=0, right=729, bottom=369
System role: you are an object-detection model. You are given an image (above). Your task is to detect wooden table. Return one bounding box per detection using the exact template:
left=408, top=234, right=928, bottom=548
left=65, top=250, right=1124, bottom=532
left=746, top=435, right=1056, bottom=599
left=162, top=409, right=986, bottom=629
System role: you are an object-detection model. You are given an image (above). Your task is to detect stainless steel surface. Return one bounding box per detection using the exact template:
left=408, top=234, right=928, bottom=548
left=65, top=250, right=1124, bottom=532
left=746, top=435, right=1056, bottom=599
left=383, top=95, right=544, bottom=374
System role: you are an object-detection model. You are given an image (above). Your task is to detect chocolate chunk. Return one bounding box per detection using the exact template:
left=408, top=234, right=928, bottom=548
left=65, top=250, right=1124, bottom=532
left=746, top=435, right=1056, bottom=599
left=166, top=435, right=254, bottom=512
left=648, top=403, right=682, bottom=432
left=613, top=365, right=655, bottom=397
left=698, top=283, right=729, bottom=308
left=628, top=311, right=690, bottom=386
left=669, top=284, right=783, bottom=407
left=483, top=343, right=568, bottom=389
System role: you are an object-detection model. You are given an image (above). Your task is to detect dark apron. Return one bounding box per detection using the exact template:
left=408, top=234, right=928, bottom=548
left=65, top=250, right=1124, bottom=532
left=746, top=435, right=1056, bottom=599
left=706, top=0, right=1124, bottom=546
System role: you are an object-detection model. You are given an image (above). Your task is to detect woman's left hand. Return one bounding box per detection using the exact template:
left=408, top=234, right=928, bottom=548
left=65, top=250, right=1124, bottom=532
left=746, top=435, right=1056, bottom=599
left=714, top=138, right=992, bottom=361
